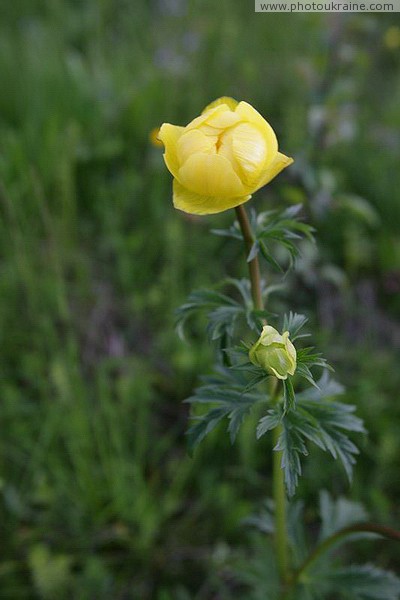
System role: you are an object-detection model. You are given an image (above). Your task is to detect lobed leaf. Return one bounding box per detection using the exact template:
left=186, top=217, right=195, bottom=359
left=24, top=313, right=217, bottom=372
left=186, top=367, right=269, bottom=450
left=321, top=564, right=400, bottom=599
left=256, top=376, right=364, bottom=496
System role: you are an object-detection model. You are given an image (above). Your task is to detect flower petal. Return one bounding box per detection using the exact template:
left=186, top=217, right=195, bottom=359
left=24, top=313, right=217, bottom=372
left=202, top=96, right=238, bottom=113
left=177, top=129, right=216, bottom=165
left=228, top=123, right=268, bottom=187
left=254, top=152, right=294, bottom=190
left=173, top=179, right=251, bottom=215
left=235, top=101, right=278, bottom=160
left=178, top=152, right=246, bottom=197
left=185, top=104, right=229, bottom=132
left=206, top=110, right=241, bottom=130
left=158, top=123, right=185, bottom=179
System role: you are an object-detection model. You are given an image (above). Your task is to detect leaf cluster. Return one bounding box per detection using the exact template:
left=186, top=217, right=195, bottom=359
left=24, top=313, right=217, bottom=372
left=240, top=492, right=400, bottom=600
left=185, top=367, right=268, bottom=451
left=212, top=204, right=315, bottom=272
left=175, top=278, right=271, bottom=345
left=184, top=310, right=364, bottom=495
left=257, top=373, right=365, bottom=496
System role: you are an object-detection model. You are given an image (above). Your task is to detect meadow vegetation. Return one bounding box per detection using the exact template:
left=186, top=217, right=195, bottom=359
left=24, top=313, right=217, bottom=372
left=0, top=3, right=399, bottom=598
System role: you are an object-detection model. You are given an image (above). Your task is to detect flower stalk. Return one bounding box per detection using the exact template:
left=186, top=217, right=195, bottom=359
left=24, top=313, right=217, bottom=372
left=235, top=205, right=263, bottom=311
left=271, top=381, right=290, bottom=586
left=234, top=204, right=289, bottom=588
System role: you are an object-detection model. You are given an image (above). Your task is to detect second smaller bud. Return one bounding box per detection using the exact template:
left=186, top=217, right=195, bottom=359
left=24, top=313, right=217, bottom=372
left=249, top=325, right=297, bottom=380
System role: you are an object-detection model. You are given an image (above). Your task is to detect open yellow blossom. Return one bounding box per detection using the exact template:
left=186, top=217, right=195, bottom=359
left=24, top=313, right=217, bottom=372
left=249, top=325, right=296, bottom=380
left=159, top=97, right=293, bottom=215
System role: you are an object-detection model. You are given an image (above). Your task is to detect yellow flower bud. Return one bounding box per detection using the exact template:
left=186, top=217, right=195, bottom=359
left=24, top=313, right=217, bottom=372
left=249, top=325, right=296, bottom=380
left=384, top=26, right=400, bottom=50
left=159, top=97, right=293, bottom=215
left=149, top=127, right=164, bottom=148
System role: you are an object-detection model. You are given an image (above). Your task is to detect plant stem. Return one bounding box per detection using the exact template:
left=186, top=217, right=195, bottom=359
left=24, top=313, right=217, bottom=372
left=234, top=204, right=289, bottom=587
left=290, top=522, right=400, bottom=587
left=234, top=205, right=263, bottom=311
left=271, top=380, right=290, bottom=586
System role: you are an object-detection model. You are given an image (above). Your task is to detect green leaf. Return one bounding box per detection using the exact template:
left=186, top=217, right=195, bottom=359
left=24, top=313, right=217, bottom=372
left=233, top=537, right=281, bottom=599
left=241, top=372, right=270, bottom=394
left=175, top=286, right=244, bottom=342
left=272, top=376, right=364, bottom=495
left=259, top=240, right=284, bottom=272
left=283, top=378, right=296, bottom=412
left=296, top=371, right=344, bottom=400
left=293, top=393, right=364, bottom=484
left=256, top=407, right=281, bottom=439
left=186, top=407, right=229, bottom=453
left=211, top=222, right=243, bottom=240
left=247, top=241, right=260, bottom=262
left=242, top=499, right=275, bottom=534
left=296, top=363, right=320, bottom=389
left=275, top=418, right=308, bottom=497
left=213, top=205, right=315, bottom=274
left=296, top=347, right=333, bottom=371
left=186, top=367, right=269, bottom=449
left=322, top=564, right=400, bottom=599
left=319, top=490, right=369, bottom=541
left=254, top=204, right=315, bottom=272
left=282, top=311, right=310, bottom=341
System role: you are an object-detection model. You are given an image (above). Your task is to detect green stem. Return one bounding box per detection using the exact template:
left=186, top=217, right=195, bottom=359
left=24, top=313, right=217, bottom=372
left=234, top=204, right=289, bottom=588
left=235, top=205, right=263, bottom=311
left=271, top=380, right=290, bottom=586
left=291, top=522, right=400, bottom=587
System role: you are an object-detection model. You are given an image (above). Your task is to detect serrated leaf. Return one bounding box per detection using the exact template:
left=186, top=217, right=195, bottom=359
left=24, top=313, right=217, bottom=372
left=175, top=286, right=244, bottom=342
left=252, top=204, right=315, bottom=273
left=186, top=407, right=229, bottom=452
left=297, top=347, right=332, bottom=371
left=275, top=421, right=308, bottom=497
left=296, top=372, right=344, bottom=401
left=319, top=490, right=369, bottom=541
left=288, top=500, right=309, bottom=565
left=225, top=277, right=253, bottom=307
left=242, top=372, right=270, bottom=394
left=228, top=403, right=254, bottom=443
left=210, top=227, right=243, bottom=240
left=247, top=241, right=260, bottom=262
left=242, top=499, right=275, bottom=534
left=246, top=308, right=271, bottom=333
left=256, top=407, right=281, bottom=438
left=282, top=312, right=309, bottom=340
left=296, top=363, right=320, bottom=389
left=322, top=564, right=400, bottom=599
left=272, top=376, right=364, bottom=495
left=259, top=240, right=284, bottom=272
left=186, top=367, right=269, bottom=449
left=283, top=378, right=296, bottom=412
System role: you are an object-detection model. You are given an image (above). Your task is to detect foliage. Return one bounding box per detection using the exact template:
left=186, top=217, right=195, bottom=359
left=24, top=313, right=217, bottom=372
left=239, top=493, right=400, bottom=600
left=213, top=205, right=315, bottom=272
left=0, top=2, right=399, bottom=598
left=184, top=292, right=365, bottom=496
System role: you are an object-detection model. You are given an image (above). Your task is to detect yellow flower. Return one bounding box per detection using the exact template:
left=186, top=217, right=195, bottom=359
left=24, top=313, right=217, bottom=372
left=384, top=26, right=400, bottom=50
left=249, top=325, right=296, bottom=380
left=149, top=127, right=163, bottom=148
left=159, top=97, right=293, bottom=215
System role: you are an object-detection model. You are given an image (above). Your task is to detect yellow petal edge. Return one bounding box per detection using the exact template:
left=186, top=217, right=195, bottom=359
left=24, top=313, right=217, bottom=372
left=173, top=179, right=251, bottom=215
left=202, top=96, right=239, bottom=113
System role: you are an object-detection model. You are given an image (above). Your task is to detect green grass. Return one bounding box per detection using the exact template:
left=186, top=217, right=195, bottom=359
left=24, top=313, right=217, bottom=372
left=0, top=3, right=399, bottom=597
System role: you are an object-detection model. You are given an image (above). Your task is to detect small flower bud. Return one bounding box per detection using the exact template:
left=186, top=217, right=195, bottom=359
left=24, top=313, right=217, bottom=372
left=249, top=325, right=296, bottom=380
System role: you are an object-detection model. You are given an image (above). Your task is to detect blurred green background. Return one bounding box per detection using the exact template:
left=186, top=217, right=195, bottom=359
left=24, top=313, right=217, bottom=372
left=0, top=2, right=399, bottom=598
